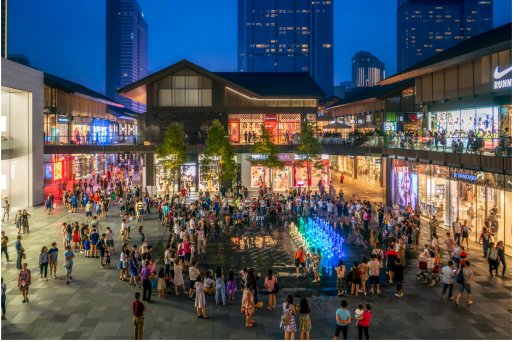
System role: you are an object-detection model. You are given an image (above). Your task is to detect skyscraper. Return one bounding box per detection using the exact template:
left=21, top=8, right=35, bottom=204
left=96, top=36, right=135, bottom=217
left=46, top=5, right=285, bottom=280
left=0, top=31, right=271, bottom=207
left=106, top=0, right=148, bottom=113
left=2, top=0, right=7, bottom=58
left=397, top=0, right=493, bottom=72
left=351, top=51, right=385, bottom=89
left=237, top=0, right=333, bottom=97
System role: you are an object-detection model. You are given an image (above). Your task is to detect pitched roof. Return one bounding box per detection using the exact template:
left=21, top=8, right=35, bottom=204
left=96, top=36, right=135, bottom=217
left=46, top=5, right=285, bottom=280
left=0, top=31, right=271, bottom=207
left=116, top=59, right=325, bottom=105
left=44, top=73, right=122, bottom=107
left=380, top=23, right=512, bottom=85
left=213, top=72, right=326, bottom=98
left=107, top=105, right=138, bottom=119
left=324, top=79, right=414, bottom=110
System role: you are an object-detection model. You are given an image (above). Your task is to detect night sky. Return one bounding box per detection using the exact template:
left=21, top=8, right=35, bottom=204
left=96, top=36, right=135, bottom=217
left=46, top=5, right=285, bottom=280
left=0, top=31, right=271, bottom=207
left=7, top=0, right=512, bottom=95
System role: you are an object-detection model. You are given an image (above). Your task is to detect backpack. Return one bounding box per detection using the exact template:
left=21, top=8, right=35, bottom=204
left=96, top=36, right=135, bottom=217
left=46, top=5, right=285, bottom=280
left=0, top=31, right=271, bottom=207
left=455, top=269, right=465, bottom=284
left=96, top=239, right=103, bottom=249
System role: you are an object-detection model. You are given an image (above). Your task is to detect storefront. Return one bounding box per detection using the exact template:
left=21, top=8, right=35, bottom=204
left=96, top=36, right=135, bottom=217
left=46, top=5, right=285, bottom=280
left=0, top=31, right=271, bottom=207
left=44, top=114, right=70, bottom=144
left=241, top=153, right=293, bottom=190
left=228, top=114, right=301, bottom=144
left=391, top=160, right=512, bottom=254
left=356, top=156, right=382, bottom=187
left=293, top=154, right=330, bottom=188
left=429, top=105, right=512, bottom=149
left=335, top=156, right=354, bottom=177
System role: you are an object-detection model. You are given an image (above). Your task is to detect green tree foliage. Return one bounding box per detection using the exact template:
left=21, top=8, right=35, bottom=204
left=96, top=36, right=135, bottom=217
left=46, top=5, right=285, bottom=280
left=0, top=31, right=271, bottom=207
left=296, top=120, right=324, bottom=190
left=156, top=123, right=189, bottom=195
left=200, top=120, right=238, bottom=186
left=246, top=125, right=285, bottom=187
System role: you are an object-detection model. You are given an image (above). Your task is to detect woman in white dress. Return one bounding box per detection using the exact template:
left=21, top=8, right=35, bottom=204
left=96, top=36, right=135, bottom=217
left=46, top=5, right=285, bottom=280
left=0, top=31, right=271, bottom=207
left=195, top=275, right=208, bottom=319
left=173, top=259, right=187, bottom=296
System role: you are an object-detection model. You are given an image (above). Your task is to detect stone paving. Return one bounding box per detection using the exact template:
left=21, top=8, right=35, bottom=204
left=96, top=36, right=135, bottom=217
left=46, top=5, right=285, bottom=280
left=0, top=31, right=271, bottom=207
left=1, top=177, right=512, bottom=340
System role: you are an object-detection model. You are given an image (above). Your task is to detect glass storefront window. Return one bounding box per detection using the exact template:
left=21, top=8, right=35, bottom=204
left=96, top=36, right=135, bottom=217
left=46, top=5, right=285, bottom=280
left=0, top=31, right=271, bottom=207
left=273, top=167, right=290, bottom=191
left=336, top=156, right=354, bottom=177
left=228, top=114, right=301, bottom=144
left=356, top=157, right=381, bottom=186
left=251, top=166, right=269, bottom=187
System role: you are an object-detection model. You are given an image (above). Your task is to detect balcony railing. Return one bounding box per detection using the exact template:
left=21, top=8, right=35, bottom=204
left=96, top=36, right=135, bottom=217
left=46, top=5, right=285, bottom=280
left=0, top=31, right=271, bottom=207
left=44, top=134, right=138, bottom=145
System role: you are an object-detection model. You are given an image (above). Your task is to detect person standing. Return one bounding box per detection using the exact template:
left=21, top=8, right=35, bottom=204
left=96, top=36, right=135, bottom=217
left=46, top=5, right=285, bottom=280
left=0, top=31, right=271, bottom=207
left=195, top=275, right=209, bottom=319
left=430, top=215, right=439, bottom=238
left=38, top=246, right=49, bottom=281
left=452, top=217, right=462, bottom=245
left=280, top=295, right=296, bottom=340
left=2, top=200, right=10, bottom=222
left=441, top=260, right=455, bottom=300
left=294, top=246, right=307, bottom=277
left=497, top=241, right=507, bottom=277
left=1, top=231, right=9, bottom=262
left=356, top=304, right=372, bottom=340
left=335, top=260, right=346, bottom=297
left=132, top=292, right=146, bottom=340
left=486, top=242, right=499, bottom=278
left=334, top=300, right=351, bottom=340
left=241, top=282, right=255, bottom=327
left=455, top=260, right=474, bottom=306
left=18, top=263, right=31, bottom=303
left=393, top=258, right=405, bottom=298
left=264, top=269, right=277, bottom=310
left=140, top=261, right=152, bottom=303
left=444, top=232, right=456, bottom=260
left=64, top=245, right=75, bottom=284
left=15, top=235, right=24, bottom=269
left=368, top=255, right=381, bottom=294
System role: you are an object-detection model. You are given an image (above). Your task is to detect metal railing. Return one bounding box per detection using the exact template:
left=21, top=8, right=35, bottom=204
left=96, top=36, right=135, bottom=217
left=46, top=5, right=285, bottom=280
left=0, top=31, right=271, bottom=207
left=44, top=134, right=138, bottom=145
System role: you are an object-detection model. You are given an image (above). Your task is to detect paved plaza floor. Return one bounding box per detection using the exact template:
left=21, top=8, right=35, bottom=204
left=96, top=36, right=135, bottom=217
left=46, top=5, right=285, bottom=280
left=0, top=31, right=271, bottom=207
left=1, top=177, right=512, bottom=340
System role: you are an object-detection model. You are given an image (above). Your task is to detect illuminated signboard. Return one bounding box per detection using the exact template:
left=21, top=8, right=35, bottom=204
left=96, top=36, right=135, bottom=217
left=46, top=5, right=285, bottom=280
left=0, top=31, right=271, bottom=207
left=453, top=172, right=477, bottom=182
left=357, top=119, right=364, bottom=124
left=366, top=115, right=372, bottom=122
left=350, top=119, right=356, bottom=124
left=321, top=154, right=329, bottom=160
left=493, top=66, right=512, bottom=90
left=385, top=122, right=396, bottom=131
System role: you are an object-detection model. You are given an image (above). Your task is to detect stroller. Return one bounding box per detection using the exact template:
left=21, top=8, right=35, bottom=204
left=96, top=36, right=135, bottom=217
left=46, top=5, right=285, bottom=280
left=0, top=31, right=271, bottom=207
left=344, top=270, right=353, bottom=294
left=416, top=261, right=441, bottom=284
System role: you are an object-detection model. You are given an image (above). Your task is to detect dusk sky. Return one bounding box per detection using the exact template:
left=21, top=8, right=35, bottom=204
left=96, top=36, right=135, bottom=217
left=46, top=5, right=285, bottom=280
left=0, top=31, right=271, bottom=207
left=8, top=0, right=513, bottom=96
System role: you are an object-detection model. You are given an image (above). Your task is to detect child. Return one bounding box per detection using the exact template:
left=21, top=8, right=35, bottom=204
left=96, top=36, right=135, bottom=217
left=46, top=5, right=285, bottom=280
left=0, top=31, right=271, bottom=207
left=157, top=267, right=166, bottom=298
left=105, top=252, right=111, bottom=269
left=84, top=237, right=91, bottom=258
left=240, top=268, right=248, bottom=292
left=306, top=249, right=314, bottom=274
left=204, top=270, right=215, bottom=295
left=227, top=270, right=237, bottom=300
left=354, top=304, right=364, bottom=328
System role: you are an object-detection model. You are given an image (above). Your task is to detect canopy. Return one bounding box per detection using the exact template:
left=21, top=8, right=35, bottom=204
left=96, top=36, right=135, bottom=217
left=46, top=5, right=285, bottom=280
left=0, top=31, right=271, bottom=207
left=356, top=122, right=380, bottom=129
left=322, top=122, right=352, bottom=129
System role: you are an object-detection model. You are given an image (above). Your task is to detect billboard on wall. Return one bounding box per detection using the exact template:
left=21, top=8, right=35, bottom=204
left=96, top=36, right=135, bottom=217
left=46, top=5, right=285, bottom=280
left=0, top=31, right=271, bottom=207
left=393, top=164, right=418, bottom=208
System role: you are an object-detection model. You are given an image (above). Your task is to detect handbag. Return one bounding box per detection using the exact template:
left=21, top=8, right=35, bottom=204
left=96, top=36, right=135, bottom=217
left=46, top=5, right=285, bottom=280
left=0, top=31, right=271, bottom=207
left=281, top=306, right=291, bottom=326
left=455, top=270, right=464, bottom=284
left=53, top=203, right=57, bottom=209
left=22, top=253, right=27, bottom=259
left=273, top=281, right=280, bottom=294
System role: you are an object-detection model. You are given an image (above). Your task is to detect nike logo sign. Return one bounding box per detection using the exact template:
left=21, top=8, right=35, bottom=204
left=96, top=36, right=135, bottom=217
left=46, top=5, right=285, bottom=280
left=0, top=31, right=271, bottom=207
left=494, top=66, right=512, bottom=79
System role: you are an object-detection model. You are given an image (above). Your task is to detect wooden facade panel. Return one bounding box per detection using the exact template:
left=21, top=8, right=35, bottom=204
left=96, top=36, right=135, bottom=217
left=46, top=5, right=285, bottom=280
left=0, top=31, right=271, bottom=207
left=458, top=61, right=474, bottom=97
left=415, top=76, right=422, bottom=104
left=444, top=65, right=458, bottom=99
left=421, top=74, right=432, bottom=102
left=481, top=155, right=503, bottom=170
left=498, top=49, right=512, bottom=71
left=480, top=55, right=491, bottom=85
left=490, top=53, right=499, bottom=80
left=432, top=70, right=445, bottom=101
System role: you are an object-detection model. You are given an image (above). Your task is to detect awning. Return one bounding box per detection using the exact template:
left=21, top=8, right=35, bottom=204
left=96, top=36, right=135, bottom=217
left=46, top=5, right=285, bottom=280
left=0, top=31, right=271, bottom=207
left=323, top=122, right=352, bottom=129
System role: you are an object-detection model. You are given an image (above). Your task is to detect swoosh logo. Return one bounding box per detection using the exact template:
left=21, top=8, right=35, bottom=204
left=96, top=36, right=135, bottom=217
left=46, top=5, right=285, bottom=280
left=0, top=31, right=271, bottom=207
left=494, top=66, right=512, bottom=79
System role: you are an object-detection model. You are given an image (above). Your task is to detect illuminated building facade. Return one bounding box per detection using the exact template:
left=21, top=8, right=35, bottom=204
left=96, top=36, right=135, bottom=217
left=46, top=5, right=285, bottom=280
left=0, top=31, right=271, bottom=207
left=237, top=0, right=334, bottom=97
left=397, top=0, right=493, bottom=72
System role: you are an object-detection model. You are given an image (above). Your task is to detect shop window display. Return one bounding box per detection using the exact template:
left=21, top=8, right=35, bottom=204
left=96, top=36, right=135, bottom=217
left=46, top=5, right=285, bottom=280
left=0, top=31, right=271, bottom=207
left=228, top=114, right=300, bottom=144
left=392, top=161, right=418, bottom=208
left=251, top=166, right=269, bottom=187
left=273, top=167, right=290, bottom=191
left=356, top=157, right=381, bottom=187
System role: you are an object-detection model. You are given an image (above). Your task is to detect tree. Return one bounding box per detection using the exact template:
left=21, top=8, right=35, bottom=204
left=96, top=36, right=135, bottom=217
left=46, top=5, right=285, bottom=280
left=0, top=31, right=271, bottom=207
left=156, top=123, right=189, bottom=195
left=246, top=125, right=285, bottom=188
left=296, top=120, right=325, bottom=191
left=199, top=120, right=238, bottom=190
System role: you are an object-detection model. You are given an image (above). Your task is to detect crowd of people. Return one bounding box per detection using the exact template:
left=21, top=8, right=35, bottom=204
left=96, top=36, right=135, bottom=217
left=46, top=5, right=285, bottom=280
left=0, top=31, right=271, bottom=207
left=0, top=163, right=508, bottom=339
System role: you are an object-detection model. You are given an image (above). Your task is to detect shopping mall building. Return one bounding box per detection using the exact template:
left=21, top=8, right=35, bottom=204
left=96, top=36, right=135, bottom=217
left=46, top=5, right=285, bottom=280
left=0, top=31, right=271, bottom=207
left=116, top=59, right=326, bottom=193
left=322, top=23, right=512, bottom=252
left=1, top=58, right=139, bottom=209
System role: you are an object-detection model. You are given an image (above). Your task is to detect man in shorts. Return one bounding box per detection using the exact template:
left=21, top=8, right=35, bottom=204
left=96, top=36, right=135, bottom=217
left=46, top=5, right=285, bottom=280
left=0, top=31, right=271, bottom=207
left=85, top=200, right=93, bottom=222
left=294, top=246, right=307, bottom=277
left=98, top=234, right=107, bottom=268
left=335, top=300, right=351, bottom=340
left=71, top=194, right=78, bottom=213
left=64, top=245, right=74, bottom=284
left=48, top=242, right=59, bottom=279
